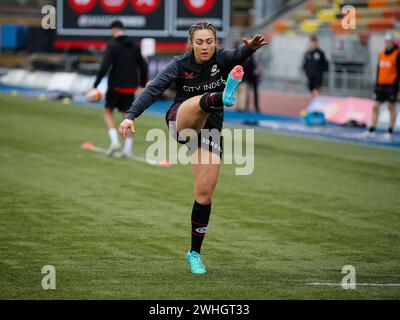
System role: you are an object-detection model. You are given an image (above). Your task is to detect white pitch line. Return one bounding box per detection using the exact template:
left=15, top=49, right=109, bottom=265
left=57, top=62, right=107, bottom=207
left=81, top=144, right=164, bottom=166
left=307, top=282, right=400, bottom=287
left=133, top=155, right=158, bottom=166
left=87, top=145, right=107, bottom=153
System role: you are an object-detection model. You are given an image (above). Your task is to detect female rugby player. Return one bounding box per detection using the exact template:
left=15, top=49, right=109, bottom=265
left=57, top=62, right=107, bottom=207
left=119, top=22, right=267, bottom=274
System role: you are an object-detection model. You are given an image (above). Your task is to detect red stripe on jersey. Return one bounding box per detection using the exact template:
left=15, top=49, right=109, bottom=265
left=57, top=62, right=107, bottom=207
left=113, top=87, right=138, bottom=94
left=192, top=220, right=208, bottom=226
left=192, top=232, right=205, bottom=237
left=211, top=93, right=215, bottom=106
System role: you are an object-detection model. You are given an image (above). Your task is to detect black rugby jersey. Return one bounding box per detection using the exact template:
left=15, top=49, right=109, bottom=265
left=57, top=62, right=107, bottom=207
left=126, top=44, right=254, bottom=120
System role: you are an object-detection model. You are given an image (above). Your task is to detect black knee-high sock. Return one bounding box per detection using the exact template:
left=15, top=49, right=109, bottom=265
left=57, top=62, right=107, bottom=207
left=191, top=200, right=211, bottom=254
left=199, top=92, right=224, bottom=113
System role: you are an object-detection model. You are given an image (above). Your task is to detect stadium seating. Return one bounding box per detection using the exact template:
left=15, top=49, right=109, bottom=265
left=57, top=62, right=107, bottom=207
left=306, top=0, right=332, bottom=12
left=273, top=20, right=296, bottom=33
left=341, top=0, right=400, bottom=8
left=273, top=0, right=400, bottom=34
left=0, top=53, right=28, bottom=68
left=317, top=9, right=338, bottom=23
left=26, top=54, right=79, bottom=72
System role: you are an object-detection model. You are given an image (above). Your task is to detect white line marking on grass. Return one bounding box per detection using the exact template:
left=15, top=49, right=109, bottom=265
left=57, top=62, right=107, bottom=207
left=245, top=122, right=400, bottom=151
left=132, top=155, right=158, bottom=165
left=307, top=282, right=400, bottom=287
left=80, top=142, right=166, bottom=166
left=86, top=145, right=106, bottom=153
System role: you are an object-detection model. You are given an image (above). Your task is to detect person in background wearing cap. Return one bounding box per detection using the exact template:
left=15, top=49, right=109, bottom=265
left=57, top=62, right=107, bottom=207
left=364, top=32, right=399, bottom=141
left=302, top=34, right=329, bottom=98
left=90, top=20, right=148, bottom=157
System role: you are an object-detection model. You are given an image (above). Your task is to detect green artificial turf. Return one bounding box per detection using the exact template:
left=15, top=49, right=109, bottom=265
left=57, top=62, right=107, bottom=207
left=0, top=93, right=399, bottom=299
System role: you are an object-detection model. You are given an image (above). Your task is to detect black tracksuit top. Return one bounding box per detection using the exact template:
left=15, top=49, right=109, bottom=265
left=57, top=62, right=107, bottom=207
left=93, top=35, right=148, bottom=89
left=302, top=48, right=329, bottom=78
left=126, top=44, right=254, bottom=120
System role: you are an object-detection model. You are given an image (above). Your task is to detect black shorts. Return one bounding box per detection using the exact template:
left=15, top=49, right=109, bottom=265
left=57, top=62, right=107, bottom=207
left=374, top=84, right=399, bottom=103
left=165, top=102, right=224, bottom=158
left=307, top=75, right=322, bottom=92
left=105, top=88, right=135, bottom=113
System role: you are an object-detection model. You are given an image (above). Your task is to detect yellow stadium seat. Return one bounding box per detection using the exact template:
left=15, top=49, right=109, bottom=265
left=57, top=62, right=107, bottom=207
left=317, top=8, right=338, bottom=22
left=300, top=19, right=321, bottom=33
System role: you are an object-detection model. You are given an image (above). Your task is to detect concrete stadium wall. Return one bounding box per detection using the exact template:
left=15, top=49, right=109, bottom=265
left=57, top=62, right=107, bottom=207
left=268, top=34, right=333, bottom=81
left=369, top=33, right=386, bottom=82
left=269, top=35, right=309, bottom=81
left=264, top=33, right=390, bottom=97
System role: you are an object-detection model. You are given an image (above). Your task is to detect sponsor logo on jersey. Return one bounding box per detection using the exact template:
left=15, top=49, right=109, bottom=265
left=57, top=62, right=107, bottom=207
left=313, top=52, right=321, bottom=60
left=379, top=60, right=393, bottom=68
left=202, top=137, right=222, bottom=153
left=210, top=64, right=220, bottom=76
left=184, top=71, right=194, bottom=79
left=183, top=76, right=225, bottom=93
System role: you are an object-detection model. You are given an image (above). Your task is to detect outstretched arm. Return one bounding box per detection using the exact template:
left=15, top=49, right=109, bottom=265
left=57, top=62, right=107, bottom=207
left=119, top=58, right=178, bottom=138
left=220, top=35, right=268, bottom=68
left=126, top=58, right=178, bottom=120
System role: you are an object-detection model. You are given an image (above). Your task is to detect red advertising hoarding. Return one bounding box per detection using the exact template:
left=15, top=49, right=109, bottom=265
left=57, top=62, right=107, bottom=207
left=57, top=0, right=229, bottom=38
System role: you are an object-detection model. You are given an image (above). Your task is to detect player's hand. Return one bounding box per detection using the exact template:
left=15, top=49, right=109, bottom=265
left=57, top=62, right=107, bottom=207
left=119, top=119, right=136, bottom=139
left=242, top=35, right=268, bottom=51
left=86, top=87, right=102, bottom=102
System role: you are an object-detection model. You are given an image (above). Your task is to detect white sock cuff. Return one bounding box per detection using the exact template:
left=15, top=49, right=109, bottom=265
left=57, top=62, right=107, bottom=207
left=123, top=137, right=133, bottom=154
left=108, top=128, right=119, bottom=145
